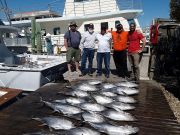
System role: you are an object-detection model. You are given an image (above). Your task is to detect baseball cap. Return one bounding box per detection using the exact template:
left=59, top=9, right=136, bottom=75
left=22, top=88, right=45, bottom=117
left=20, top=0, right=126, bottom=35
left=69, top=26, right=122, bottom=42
left=69, top=21, right=78, bottom=27
left=116, top=23, right=123, bottom=29
left=89, top=23, right=94, bottom=29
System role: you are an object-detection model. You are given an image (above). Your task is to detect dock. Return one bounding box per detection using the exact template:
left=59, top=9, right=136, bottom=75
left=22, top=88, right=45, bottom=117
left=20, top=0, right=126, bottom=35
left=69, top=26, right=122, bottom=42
left=0, top=74, right=180, bottom=134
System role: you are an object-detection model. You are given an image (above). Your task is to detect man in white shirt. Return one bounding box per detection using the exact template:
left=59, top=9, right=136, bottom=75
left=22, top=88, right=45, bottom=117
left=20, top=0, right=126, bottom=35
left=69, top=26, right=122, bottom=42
left=96, top=26, right=112, bottom=78
left=80, top=23, right=96, bottom=76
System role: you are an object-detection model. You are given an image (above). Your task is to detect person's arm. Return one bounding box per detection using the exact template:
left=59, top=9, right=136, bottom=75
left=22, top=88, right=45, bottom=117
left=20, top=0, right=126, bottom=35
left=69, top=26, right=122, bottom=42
left=64, top=38, right=68, bottom=50
left=139, top=37, right=146, bottom=53
left=64, top=32, right=69, bottom=50
left=79, top=33, right=86, bottom=50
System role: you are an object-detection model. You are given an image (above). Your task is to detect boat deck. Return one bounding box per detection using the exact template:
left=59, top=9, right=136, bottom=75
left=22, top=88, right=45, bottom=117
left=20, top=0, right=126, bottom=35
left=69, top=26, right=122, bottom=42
left=0, top=75, right=180, bottom=135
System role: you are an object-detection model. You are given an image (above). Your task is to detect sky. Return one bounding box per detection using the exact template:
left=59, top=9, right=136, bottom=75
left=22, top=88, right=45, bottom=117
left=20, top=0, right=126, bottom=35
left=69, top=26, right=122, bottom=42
left=0, top=0, right=170, bottom=28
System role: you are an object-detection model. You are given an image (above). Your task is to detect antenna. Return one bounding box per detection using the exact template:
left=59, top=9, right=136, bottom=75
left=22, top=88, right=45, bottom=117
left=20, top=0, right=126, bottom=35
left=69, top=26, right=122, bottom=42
left=0, top=0, right=12, bottom=25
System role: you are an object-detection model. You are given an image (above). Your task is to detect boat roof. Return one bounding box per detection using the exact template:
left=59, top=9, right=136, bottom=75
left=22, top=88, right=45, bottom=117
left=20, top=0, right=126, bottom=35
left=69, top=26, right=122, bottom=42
left=10, top=9, right=142, bottom=26
left=0, top=25, right=20, bottom=33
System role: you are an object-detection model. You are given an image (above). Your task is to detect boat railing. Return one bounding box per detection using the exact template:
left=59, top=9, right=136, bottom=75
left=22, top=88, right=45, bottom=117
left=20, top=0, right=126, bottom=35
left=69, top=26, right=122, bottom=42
left=63, top=0, right=142, bottom=17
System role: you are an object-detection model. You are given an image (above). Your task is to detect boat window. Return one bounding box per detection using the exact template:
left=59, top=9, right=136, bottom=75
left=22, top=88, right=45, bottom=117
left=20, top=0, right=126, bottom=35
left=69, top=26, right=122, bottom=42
left=115, top=20, right=120, bottom=28
left=127, top=19, right=135, bottom=25
left=6, top=33, right=10, bottom=38
left=84, top=24, right=89, bottom=31
left=74, top=0, right=89, bottom=2
left=53, top=27, right=60, bottom=35
left=101, top=22, right=108, bottom=30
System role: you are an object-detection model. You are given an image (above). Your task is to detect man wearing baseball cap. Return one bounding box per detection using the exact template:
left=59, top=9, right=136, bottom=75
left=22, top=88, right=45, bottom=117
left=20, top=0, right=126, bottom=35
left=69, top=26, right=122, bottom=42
left=80, top=23, right=96, bottom=76
left=64, top=21, right=81, bottom=77
left=111, top=23, right=129, bottom=78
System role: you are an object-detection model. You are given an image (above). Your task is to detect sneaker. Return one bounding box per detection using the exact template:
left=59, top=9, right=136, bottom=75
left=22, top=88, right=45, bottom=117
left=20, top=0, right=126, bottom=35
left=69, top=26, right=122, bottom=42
left=96, top=73, right=102, bottom=77
left=76, top=69, right=81, bottom=74
left=88, top=73, right=93, bottom=76
left=79, top=73, right=86, bottom=77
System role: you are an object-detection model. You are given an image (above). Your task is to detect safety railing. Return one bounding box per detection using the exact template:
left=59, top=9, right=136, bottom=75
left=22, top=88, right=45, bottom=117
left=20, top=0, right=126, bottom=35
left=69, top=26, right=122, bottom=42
left=63, top=0, right=142, bottom=17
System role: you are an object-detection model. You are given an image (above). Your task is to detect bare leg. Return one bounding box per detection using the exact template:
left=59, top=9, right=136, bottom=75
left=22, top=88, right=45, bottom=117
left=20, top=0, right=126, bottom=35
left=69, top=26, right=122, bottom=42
left=67, top=63, right=71, bottom=72
left=75, top=61, right=80, bottom=72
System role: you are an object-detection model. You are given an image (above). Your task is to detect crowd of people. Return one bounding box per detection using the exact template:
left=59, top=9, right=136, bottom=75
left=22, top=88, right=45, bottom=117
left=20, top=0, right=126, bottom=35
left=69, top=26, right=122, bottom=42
left=64, top=21, right=146, bottom=82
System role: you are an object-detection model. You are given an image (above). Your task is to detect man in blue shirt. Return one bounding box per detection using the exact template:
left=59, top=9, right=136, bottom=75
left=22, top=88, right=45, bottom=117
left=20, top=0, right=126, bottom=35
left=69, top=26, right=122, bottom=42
left=64, top=21, right=81, bottom=76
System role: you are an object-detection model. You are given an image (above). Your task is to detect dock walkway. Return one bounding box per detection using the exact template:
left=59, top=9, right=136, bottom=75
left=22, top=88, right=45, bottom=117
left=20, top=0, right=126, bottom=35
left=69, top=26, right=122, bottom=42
left=0, top=75, right=180, bottom=134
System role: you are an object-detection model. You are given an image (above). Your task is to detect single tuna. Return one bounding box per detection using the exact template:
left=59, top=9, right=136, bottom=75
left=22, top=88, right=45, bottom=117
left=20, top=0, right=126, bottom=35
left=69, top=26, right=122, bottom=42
left=106, top=102, right=135, bottom=111
left=32, top=116, right=75, bottom=130
left=90, top=123, right=139, bottom=135
left=76, top=83, right=98, bottom=91
left=42, top=100, right=82, bottom=115
left=92, top=94, right=114, bottom=105
left=82, top=111, right=105, bottom=123
left=102, top=109, right=135, bottom=121
left=54, top=97, right=86, bottom=105
left=102, top=83, right=117, bottom=89
left=79, top=103, right=105, bottom=112
left=116, top=96, right=137, bottom=104
left=87, top=80, right=103, bottom=85
left=116, top=86, right=139, bottom=95
left=67, top=127, right=100, bottom=135
left=58, top=89, right=89, bottom=98
left=101, top=91, right=117, bottom=97
left=116, top=82, right=138, bottom=88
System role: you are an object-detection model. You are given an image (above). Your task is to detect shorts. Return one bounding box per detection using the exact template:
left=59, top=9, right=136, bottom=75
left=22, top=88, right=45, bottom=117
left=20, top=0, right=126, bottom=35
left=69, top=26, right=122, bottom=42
left=66, top=47, right=81, bottom=63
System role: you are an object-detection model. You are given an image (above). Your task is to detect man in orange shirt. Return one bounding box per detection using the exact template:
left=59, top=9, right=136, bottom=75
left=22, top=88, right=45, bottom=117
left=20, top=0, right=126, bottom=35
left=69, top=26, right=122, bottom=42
left=111, top=24, right=129, bottom=78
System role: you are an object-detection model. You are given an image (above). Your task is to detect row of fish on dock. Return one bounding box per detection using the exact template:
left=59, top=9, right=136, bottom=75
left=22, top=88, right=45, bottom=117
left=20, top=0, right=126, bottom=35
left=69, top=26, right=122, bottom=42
left=24, top=80, right=140, bottom=135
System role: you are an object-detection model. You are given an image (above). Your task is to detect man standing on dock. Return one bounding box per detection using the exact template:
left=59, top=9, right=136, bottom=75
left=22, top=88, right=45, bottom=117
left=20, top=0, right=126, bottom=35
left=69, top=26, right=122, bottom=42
left=128, top=22, right=146, bottom=82
left=111, top=23, right=129, bottom=78
left=79, top=23, right=96, bottom=76
left=64, top=21, right=81, bottom=76
left=96, top=26, right=112, bottom=78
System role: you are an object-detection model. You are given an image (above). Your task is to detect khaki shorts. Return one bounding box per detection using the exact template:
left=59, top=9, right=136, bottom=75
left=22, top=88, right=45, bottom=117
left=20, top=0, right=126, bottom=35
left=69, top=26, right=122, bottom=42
left=66, top=47, right=81, bottom=63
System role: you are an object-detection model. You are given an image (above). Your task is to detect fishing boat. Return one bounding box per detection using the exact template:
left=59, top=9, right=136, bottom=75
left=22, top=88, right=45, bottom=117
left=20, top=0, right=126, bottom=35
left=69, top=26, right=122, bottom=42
left=5, top=0, right=143, bottom=50
left=0, top=22, right=67, bottom=91
left=0, top=0, right=150, bottom=92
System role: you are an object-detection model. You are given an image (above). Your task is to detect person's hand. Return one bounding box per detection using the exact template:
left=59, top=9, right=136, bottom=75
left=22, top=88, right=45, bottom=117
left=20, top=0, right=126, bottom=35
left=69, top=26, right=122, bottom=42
left=138, top=49, right=143, bottom=53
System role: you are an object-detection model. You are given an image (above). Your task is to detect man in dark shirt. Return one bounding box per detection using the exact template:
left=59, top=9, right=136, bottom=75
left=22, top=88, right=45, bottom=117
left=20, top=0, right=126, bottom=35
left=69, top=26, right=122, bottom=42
left=64, top=21, right=81, bottom=76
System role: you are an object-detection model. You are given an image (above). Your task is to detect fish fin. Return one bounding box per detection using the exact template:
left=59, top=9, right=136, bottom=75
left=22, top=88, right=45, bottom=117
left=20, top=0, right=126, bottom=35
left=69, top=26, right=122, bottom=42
left=65, top=85, right=72, bottom=88
left=121, top=91, right=128, bottom=96
left=32, top=117, right=41, bottom=121
left=38, top=123, right=46, bottom=127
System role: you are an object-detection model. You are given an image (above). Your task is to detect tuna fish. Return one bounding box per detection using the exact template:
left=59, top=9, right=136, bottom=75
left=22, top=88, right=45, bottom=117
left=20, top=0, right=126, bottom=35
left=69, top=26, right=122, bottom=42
left=106, top=102, right=135, bottom=111
left=65, top=97, right=86, bottom=105
left=79, top=103, right=105, bottom=112
left=116, top=96, right=137, bottom=103
left=32, top=116, right=75, bottom=130
left=54, top=97, right=86, bottom=105
left=92, top=94, right=114, bottom=105
left=101, top=91, right=117, bottom=97
left=82, top=111, right=105, bottom=123
left=87, top=80, right=103, bottom=85
left=116, top=86, right=139, bottom=95
left=67, top=127, right=100, bottom=135
left=42, top=100, right=82, bottom=115
left=102, top=109, right=135, bottom=121
left=90, top=123, right=139, bottom=135
left=116, top=82, right=138, bottom=88
left=76, top=83, right=98, bottom=91
left=102, top=83, right=117, bottom=89
left=23, top=131, right=58, bottom=135
left=58, top=89, right=89, bottom=98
